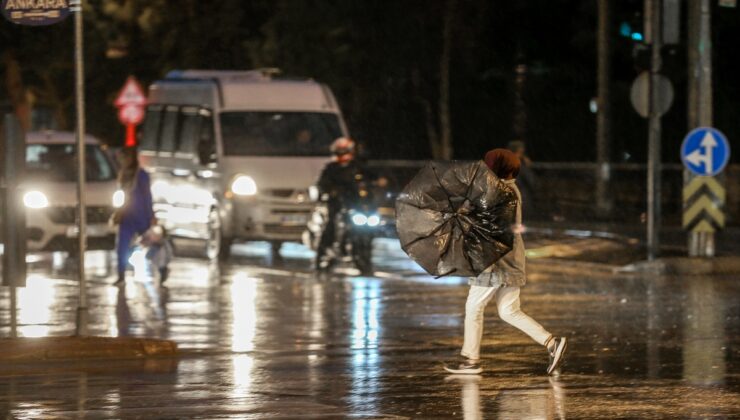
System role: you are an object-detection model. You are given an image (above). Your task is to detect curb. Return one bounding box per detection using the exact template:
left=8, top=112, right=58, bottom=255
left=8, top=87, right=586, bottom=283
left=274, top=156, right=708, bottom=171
left=0, top=336, right=178, bottom=363
left=620, top=256, right=740, bottom=275
left=529, top=255, right=740, bottom=276
left=528, top=258, right=622, bottom=275
left=525, top=225, right=639, bottom=244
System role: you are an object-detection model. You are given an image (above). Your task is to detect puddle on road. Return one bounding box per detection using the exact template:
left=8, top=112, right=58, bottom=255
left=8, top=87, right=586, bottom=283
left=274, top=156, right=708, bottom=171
left=0, top=239, right=737, bottom=418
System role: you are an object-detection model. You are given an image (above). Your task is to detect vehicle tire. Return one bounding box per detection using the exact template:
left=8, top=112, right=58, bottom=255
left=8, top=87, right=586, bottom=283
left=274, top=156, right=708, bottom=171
left=218, top=235, right=232, bottom=261
left=270, top=241, right=283, bottom=261
left=203, top=209, right=222, bottom=260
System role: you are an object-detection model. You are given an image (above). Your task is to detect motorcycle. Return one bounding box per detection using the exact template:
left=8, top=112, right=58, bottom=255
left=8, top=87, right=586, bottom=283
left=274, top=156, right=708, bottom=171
left=304, top=198, right=381, bottom=275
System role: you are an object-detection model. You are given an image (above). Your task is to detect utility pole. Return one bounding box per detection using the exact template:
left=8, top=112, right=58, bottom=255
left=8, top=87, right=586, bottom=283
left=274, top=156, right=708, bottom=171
left=512, top=59, right=528, bottom=142
left=645, top=0, right=663, bottom=260
left=438, top=0, right=456, bottom=160
left=687, top=0, right=717, bottom=257
left=596, top=0, right=612, bottom=216
left=71, top=0, right=89, bottom=336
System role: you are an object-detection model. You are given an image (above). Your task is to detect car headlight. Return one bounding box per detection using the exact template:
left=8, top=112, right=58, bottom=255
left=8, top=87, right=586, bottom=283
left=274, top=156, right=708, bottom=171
left=24, top=191, right=49, bottom=209
left=112, top=189, right=125, bottom=208
left=367, top=215, right=380, bottom=227
left=351, top=213, right=368, bottom=226
left=231, top=175, right=258, bottom=196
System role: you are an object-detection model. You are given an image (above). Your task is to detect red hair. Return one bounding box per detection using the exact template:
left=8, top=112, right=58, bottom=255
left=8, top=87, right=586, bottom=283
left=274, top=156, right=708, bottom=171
left=484, top=148, right=520, bottom=179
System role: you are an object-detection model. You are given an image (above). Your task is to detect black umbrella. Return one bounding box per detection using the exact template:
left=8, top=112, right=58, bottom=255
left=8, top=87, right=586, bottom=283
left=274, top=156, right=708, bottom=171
left=395, top=160, right=517, bottom=277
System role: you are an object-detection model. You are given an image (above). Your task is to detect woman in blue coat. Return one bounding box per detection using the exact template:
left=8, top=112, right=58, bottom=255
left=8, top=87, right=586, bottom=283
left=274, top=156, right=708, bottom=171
left=112, top=147, right=154, bottom=285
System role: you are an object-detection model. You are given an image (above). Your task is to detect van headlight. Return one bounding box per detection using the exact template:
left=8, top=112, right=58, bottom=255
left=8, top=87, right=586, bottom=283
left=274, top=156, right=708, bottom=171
left=24, top=191, right=49, bottom=209
left=231, top=175, right=258, bottom=196
left=112, top=189, right=125, bottom=208
left=308, top=185, right=319, bottom=201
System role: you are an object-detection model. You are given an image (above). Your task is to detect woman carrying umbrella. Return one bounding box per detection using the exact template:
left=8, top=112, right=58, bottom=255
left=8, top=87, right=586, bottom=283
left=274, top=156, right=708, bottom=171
left=111, top=146, right=154, bottom=286
left=443, top=149, right=567, bottom=375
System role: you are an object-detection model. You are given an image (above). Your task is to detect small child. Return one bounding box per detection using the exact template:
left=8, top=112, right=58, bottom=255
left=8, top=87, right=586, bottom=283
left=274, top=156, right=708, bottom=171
left=445, top=149, right=567, bottom=375
left=140, top=225, right=174, bottom=284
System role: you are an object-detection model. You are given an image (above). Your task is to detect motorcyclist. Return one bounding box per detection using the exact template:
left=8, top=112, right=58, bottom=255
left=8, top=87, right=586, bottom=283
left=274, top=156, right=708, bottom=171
left=315, top=137, right=369, bottom=269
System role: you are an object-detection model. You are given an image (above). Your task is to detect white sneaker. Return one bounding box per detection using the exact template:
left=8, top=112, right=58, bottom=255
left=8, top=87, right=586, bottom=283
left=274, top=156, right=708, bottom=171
left=547, top=337, right=568, bottom=375
left=444, top=357, right=483, bottom=375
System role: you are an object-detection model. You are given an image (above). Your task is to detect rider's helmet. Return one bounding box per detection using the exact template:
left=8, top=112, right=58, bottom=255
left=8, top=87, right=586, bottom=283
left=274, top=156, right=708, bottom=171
left=330, top=137, right=356, bottom=163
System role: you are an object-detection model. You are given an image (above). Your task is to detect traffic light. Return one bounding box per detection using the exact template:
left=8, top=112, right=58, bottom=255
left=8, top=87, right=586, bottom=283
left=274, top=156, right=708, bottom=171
left=619, top=21, right=644, bottom=41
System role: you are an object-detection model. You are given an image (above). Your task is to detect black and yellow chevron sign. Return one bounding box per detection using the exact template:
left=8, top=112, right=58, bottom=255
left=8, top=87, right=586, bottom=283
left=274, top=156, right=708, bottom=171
left=683, top=176, right=725, bottom=232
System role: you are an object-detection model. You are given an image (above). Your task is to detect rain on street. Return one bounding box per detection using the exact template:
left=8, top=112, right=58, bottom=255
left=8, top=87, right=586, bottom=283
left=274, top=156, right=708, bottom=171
left=2, top=1, right=740, bottom=418
left=0, top=236, right=738, bottom=419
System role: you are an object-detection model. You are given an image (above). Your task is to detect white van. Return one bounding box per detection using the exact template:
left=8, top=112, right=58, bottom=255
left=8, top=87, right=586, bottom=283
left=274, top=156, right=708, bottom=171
left=139, top=69, right=348, bottom=259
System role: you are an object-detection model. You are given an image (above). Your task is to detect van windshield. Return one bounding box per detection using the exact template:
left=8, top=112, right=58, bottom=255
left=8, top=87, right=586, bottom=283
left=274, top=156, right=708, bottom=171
left=220, top=112, right=343, bottom=157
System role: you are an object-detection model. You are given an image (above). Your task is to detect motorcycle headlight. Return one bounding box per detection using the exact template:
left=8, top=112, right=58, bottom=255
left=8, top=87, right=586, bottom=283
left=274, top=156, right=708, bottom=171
left=112, top=189, right=125, bottom=208
left=231, top=175, right=258, bottom=196
left=24, top=191, right=49, bottom=209
left=367, top=215, right=380, bottom=227
left=351, top=213, right=368, bottom=226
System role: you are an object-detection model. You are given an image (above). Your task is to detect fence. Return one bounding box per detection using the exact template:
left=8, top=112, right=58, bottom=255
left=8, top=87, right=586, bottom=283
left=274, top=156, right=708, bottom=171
left=368, top=160, right=739, bottom=227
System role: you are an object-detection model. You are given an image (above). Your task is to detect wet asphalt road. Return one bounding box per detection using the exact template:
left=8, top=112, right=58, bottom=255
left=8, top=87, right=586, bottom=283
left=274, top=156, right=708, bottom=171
left=0, top=237, right=738, bottom=419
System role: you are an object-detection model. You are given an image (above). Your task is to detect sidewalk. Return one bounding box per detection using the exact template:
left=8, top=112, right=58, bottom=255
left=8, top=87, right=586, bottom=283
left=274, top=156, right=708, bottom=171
left=525, top=221, right=740, bottom=275
left=0, top=336, right=178, bottom=363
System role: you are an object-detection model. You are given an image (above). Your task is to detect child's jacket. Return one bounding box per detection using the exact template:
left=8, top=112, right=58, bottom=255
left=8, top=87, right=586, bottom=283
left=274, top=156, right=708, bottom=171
left=469, top=179, right=526, bottom=288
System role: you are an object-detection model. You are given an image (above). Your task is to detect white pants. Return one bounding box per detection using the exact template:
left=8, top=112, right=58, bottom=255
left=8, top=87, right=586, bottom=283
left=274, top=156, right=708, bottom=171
left=461, top=285, right=552, bottom=360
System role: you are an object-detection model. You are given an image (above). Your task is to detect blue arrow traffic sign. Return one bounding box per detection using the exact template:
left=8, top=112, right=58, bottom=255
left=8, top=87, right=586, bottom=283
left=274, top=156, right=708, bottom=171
left=681, top=127, right=731, bottom=176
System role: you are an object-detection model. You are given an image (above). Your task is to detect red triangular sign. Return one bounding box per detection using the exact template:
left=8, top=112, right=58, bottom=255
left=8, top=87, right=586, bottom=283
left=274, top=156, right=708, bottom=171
left=115, top=76, right=147, bottom=107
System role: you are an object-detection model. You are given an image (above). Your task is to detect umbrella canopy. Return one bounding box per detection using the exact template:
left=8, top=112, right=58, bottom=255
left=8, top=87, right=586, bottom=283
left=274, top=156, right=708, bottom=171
left=395, top=160, right=517, bottom=277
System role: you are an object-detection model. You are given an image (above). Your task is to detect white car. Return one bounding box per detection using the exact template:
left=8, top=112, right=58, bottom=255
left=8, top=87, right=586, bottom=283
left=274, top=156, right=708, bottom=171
left=24, top=131, right=122, bottom=253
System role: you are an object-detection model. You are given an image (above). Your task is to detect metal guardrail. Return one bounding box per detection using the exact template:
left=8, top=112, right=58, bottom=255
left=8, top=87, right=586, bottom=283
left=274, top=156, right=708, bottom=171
left=531, top=162, right=685, bottom=171
left=369, top=159, right=739, bottom=171
left=365, top=160, right=738, bottom=226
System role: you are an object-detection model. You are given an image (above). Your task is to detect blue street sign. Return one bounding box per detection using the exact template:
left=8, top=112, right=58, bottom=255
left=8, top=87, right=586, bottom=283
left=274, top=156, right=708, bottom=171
left=681, top=127, right=731, bottom=176
left=1, top=0, right=70, bottom=26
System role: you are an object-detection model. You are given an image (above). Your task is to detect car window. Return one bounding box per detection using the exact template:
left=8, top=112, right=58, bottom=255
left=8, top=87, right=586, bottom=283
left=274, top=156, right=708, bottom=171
left=177, top=107, right=202, bottom=155
left=140, top=105, right=163, bottom=152
left=26, top=144, right=115, bottom=182
left=198, top=113, right=216, bottom=164
left=158, top=106, right=179, bottom=153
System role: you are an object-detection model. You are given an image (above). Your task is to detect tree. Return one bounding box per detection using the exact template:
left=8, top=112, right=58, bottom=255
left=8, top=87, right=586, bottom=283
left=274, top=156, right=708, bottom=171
left=0, top=17, right=74, bottom=130
left=0, top=0, right=261, bottom=143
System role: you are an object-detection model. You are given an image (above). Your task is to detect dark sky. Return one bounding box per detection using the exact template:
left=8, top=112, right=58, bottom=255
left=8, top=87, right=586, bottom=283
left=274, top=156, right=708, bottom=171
left=340, top=0, right=740, bottom=162
left=460, top=0, right=740, bottom=164
left=1, top=0, right=738, bottom=163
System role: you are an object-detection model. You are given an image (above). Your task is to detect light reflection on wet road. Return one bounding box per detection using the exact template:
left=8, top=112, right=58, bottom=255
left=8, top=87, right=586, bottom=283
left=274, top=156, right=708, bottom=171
left=0, top=238, right=738, bottom=418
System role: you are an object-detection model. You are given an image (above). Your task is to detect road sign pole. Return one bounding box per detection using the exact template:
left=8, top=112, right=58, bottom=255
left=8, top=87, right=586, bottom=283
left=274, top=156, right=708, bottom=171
left=596, top=0, right=612, bottom=217
left=115, top=77, right=147, bottom=145
left=2, top=113, right=27, bottom=338
left=9, top=279, right=17, bottom=338
left=125, top=124, right=135, bottom=146
left=646, top=0, right=663, bottom=260
left=71, top=0, right=88, bottom=336
left=2, top=0, right=71, bottom=341
left=686, top=0, right=718, bottom=257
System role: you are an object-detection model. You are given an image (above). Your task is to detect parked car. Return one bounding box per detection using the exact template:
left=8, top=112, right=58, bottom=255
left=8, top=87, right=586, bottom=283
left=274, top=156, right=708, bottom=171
left=139, top=69, right=349, bottom=259
left=24, top=131, right=122, bottom=252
